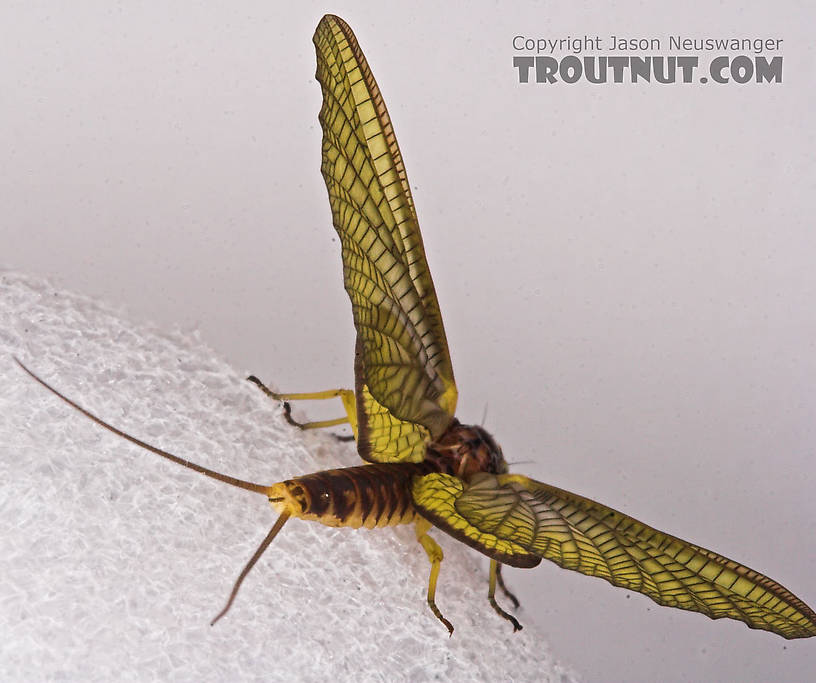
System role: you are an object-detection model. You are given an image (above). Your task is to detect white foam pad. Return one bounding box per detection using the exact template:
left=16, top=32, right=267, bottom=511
left=0, top=273, right=574, bottom=681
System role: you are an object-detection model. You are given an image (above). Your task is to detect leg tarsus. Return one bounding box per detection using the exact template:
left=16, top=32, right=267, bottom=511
left=281, top=401, right=303, bottom=428
left=247, top=374, right=276, bottom=399
left=489, top=560, right=523, bottom=632
left=489, top=595, right=523, bottom=632
left=495, top=562, right=521, bottom=609
left=427, top=559, right=454, bottom=636
left=415, top=519, right=454, bottom=635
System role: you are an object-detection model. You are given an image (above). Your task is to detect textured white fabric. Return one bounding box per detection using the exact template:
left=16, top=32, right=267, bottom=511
left=0, top=273, right=575, bottom=682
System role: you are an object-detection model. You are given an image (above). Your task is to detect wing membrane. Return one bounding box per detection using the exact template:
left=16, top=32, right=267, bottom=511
left=411, top=469, right=542, bottom=568
left=313, top=15, right=457, bottom=463
left=412, top=472, right=816, bottom=639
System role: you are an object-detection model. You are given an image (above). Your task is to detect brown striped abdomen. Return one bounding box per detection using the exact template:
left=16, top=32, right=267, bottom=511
left=268, top=462, right=438, bottom=529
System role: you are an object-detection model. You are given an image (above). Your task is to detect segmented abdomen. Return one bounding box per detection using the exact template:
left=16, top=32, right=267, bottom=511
left=269, top=462, right=438, bottom=529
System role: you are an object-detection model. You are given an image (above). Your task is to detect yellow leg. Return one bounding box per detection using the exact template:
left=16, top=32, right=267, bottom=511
left=260, top=388, right=349, bottom=402
left=489, top=560, right=522, bottom=631
left=247, top=376, right=356, bottom=438
left=284, top=414, right=349, bottom=430
left=415, top=519, right=454, bottom=636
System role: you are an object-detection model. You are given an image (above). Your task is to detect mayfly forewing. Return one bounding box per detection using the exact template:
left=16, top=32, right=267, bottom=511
left=410, top=471, right=816, bottom=639
left=312, top=15, right=458, bottom=464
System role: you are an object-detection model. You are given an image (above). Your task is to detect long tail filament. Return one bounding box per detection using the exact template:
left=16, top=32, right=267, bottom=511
left=15, top=357, right=287, bottom=623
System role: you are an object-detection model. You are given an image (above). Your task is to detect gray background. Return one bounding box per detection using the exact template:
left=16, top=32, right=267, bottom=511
left=2, top=1, right=814, bottom=681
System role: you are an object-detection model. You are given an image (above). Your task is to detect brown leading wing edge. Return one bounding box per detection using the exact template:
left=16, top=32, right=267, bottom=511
left=412, top=472, right=816, bottom=639
left=313, top=15, right=458, bottom=463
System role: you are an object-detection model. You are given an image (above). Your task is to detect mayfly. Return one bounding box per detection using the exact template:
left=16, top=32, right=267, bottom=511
left=18, top=14, right=816, bottom=639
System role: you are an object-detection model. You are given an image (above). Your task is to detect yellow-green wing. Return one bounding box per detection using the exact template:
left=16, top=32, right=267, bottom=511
left=313, top=15, right=457, bottom=463
left=412, top=472, right=816, bottom=639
